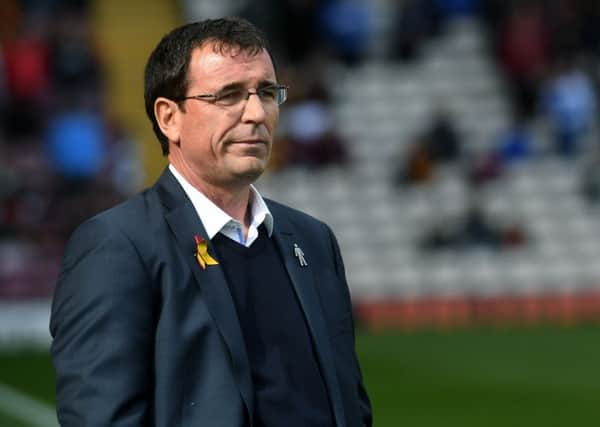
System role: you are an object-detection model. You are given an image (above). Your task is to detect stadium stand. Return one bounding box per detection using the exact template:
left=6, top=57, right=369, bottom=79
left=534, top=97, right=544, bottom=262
left=2, top=0, right=600, bottom=331
left=257, top=13, right=600, bottom=328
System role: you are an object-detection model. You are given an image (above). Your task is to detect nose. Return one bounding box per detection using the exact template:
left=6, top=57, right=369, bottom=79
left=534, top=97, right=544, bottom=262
left=241, top=91, right=268, bottom=124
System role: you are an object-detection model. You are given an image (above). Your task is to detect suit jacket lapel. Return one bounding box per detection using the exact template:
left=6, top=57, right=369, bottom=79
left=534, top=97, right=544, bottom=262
left=272, top=223, right=347, bottom=427
left=156, top=170, right=254, bottom=419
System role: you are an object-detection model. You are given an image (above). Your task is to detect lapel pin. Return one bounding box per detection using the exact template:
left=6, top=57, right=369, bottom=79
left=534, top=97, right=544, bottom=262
left=194, top=235, right=219, bottom=270
left=294, top=243, right=308, bottom=267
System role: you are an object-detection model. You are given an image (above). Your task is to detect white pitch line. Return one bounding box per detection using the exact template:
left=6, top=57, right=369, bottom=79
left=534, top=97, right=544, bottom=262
left=0, top=383, right=59, bottom=427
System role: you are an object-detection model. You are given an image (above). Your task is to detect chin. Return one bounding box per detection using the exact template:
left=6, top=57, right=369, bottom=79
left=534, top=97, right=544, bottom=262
left=243, top=166, right=266, bottom=181
left=236, top=157, right=268, bottom=177
left=231, top=165, right=265, bottom=184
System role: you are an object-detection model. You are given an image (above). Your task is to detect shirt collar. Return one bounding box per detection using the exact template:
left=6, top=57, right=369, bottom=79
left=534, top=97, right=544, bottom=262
left=169, top=164, right=273, bottom=241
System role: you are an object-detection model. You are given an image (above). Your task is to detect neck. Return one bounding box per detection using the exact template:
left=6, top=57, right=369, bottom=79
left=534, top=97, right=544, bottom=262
left=169, top=157, right=252, bottom=228
left=201, top=184, right=252, bottom=228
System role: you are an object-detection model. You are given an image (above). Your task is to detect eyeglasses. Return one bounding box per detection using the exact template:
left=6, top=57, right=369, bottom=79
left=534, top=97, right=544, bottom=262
left=176, top=84, right=288, bottom=107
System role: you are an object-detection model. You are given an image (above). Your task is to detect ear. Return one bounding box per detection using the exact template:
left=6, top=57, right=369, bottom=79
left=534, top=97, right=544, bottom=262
left=154, top=97, right=182, bottom=144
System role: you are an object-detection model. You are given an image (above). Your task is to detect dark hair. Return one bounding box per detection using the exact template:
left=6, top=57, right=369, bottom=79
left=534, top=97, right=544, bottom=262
left=144, top=17, right=270, bottom=155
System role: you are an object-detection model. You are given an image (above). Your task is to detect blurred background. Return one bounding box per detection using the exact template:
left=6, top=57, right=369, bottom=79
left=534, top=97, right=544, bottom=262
left=1, top=0, right=600, bottom=426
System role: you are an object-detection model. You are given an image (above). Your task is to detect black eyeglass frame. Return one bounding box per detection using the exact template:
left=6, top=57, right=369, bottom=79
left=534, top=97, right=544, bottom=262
left=175, top=84, right=288, bottom=107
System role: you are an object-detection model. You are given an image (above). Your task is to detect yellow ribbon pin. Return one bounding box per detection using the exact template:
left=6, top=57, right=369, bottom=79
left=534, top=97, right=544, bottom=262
left=195, top=235, right=219, bottom=270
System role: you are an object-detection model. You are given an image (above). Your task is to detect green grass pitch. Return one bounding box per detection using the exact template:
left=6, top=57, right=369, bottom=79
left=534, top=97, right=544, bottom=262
left=357, top=325, right=600, bottom=426
left=1, top=326, right=599, bottom=426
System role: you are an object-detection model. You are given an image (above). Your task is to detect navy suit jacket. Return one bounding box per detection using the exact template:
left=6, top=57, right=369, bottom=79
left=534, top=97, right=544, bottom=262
left=50, top=168, right=372, bottom=427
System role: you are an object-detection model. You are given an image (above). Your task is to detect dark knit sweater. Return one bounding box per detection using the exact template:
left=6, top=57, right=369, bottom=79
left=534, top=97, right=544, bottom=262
left=212, top=228, right=333, bottom=427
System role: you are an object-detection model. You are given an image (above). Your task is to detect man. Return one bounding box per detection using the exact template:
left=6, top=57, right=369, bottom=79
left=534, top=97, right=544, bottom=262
left=50, top=17, right=372, bottom=427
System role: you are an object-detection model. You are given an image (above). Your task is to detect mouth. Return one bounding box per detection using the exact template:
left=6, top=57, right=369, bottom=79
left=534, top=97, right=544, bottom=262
left=230, top=139, right=267, bottom=145
left=226, top=139, right=269, bottom=157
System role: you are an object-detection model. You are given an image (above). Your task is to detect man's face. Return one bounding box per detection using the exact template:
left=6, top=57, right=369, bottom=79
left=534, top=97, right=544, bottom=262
left=171, top=43, right=279, bottom=190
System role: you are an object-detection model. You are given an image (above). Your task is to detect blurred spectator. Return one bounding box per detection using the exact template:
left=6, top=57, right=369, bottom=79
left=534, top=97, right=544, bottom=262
left=393, top=109, right=461, bottom=187
left=421, top=203, right=528, bottom=252
left=390, top=0, right=480, bottom=63
left=278, top=0, right=323, bottom=65
left=541, top=57, right=596, bottom=157
left=394, top=135, right=435, bottom=186
left=501, top=222, right=528, bottom=248
left=434, top=0, right=480, bottom=21
left=419, top=219, right=457, bottom=251
left=238, top=0, right=325, bottom=67
left=495, top=112, right=534, bottom=165
left=1, top=18, right=51, bottom=140
left=390, top=0, right=441, bottom=62
left=496, top=1, right=550, bottom=118
left=467, top=109, right=536, bottom=185
left=20, top=0, right=62, bottom=17
left=478, top=0, right=511, bottom=46
left=282, top=80, right=349, bottom=168
left=48, top=9, right=103, bottom=96
left=318, top=0, right=373, bottom=66
left=426, top=108, right=462, bottom=163
left=546, top=0, right=582, bottom=59
left=45, top=98, right=108, bottom=195
left=0, top=165, right=21, bottom=238
left=2, top=20, right=50, bottom=102
left=577, top=0, right=600, bottom=58
left=460, top=203, right=500, bottom=248
left=467, top=149, right=504, bottom=187
left=238, top=0, right=289, bottom=65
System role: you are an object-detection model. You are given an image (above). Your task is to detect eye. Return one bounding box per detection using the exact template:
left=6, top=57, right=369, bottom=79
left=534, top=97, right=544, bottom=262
left=258, top=86, right=278, bottom=101
left=215, top=89, right=244, bottom=105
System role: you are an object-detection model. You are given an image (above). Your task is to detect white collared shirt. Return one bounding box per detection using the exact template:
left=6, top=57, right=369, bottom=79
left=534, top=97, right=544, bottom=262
left=169, top=164, right=273, bottom=247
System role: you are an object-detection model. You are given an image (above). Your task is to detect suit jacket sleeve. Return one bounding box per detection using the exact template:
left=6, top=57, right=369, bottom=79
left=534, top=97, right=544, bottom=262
left=50, top=216, right=156, bottom=426
left=325, top=224, right=373, bottom=427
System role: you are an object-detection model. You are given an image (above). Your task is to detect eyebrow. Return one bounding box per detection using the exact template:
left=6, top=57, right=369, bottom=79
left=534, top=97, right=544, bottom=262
left=215, top=80, right=278, bottom=93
